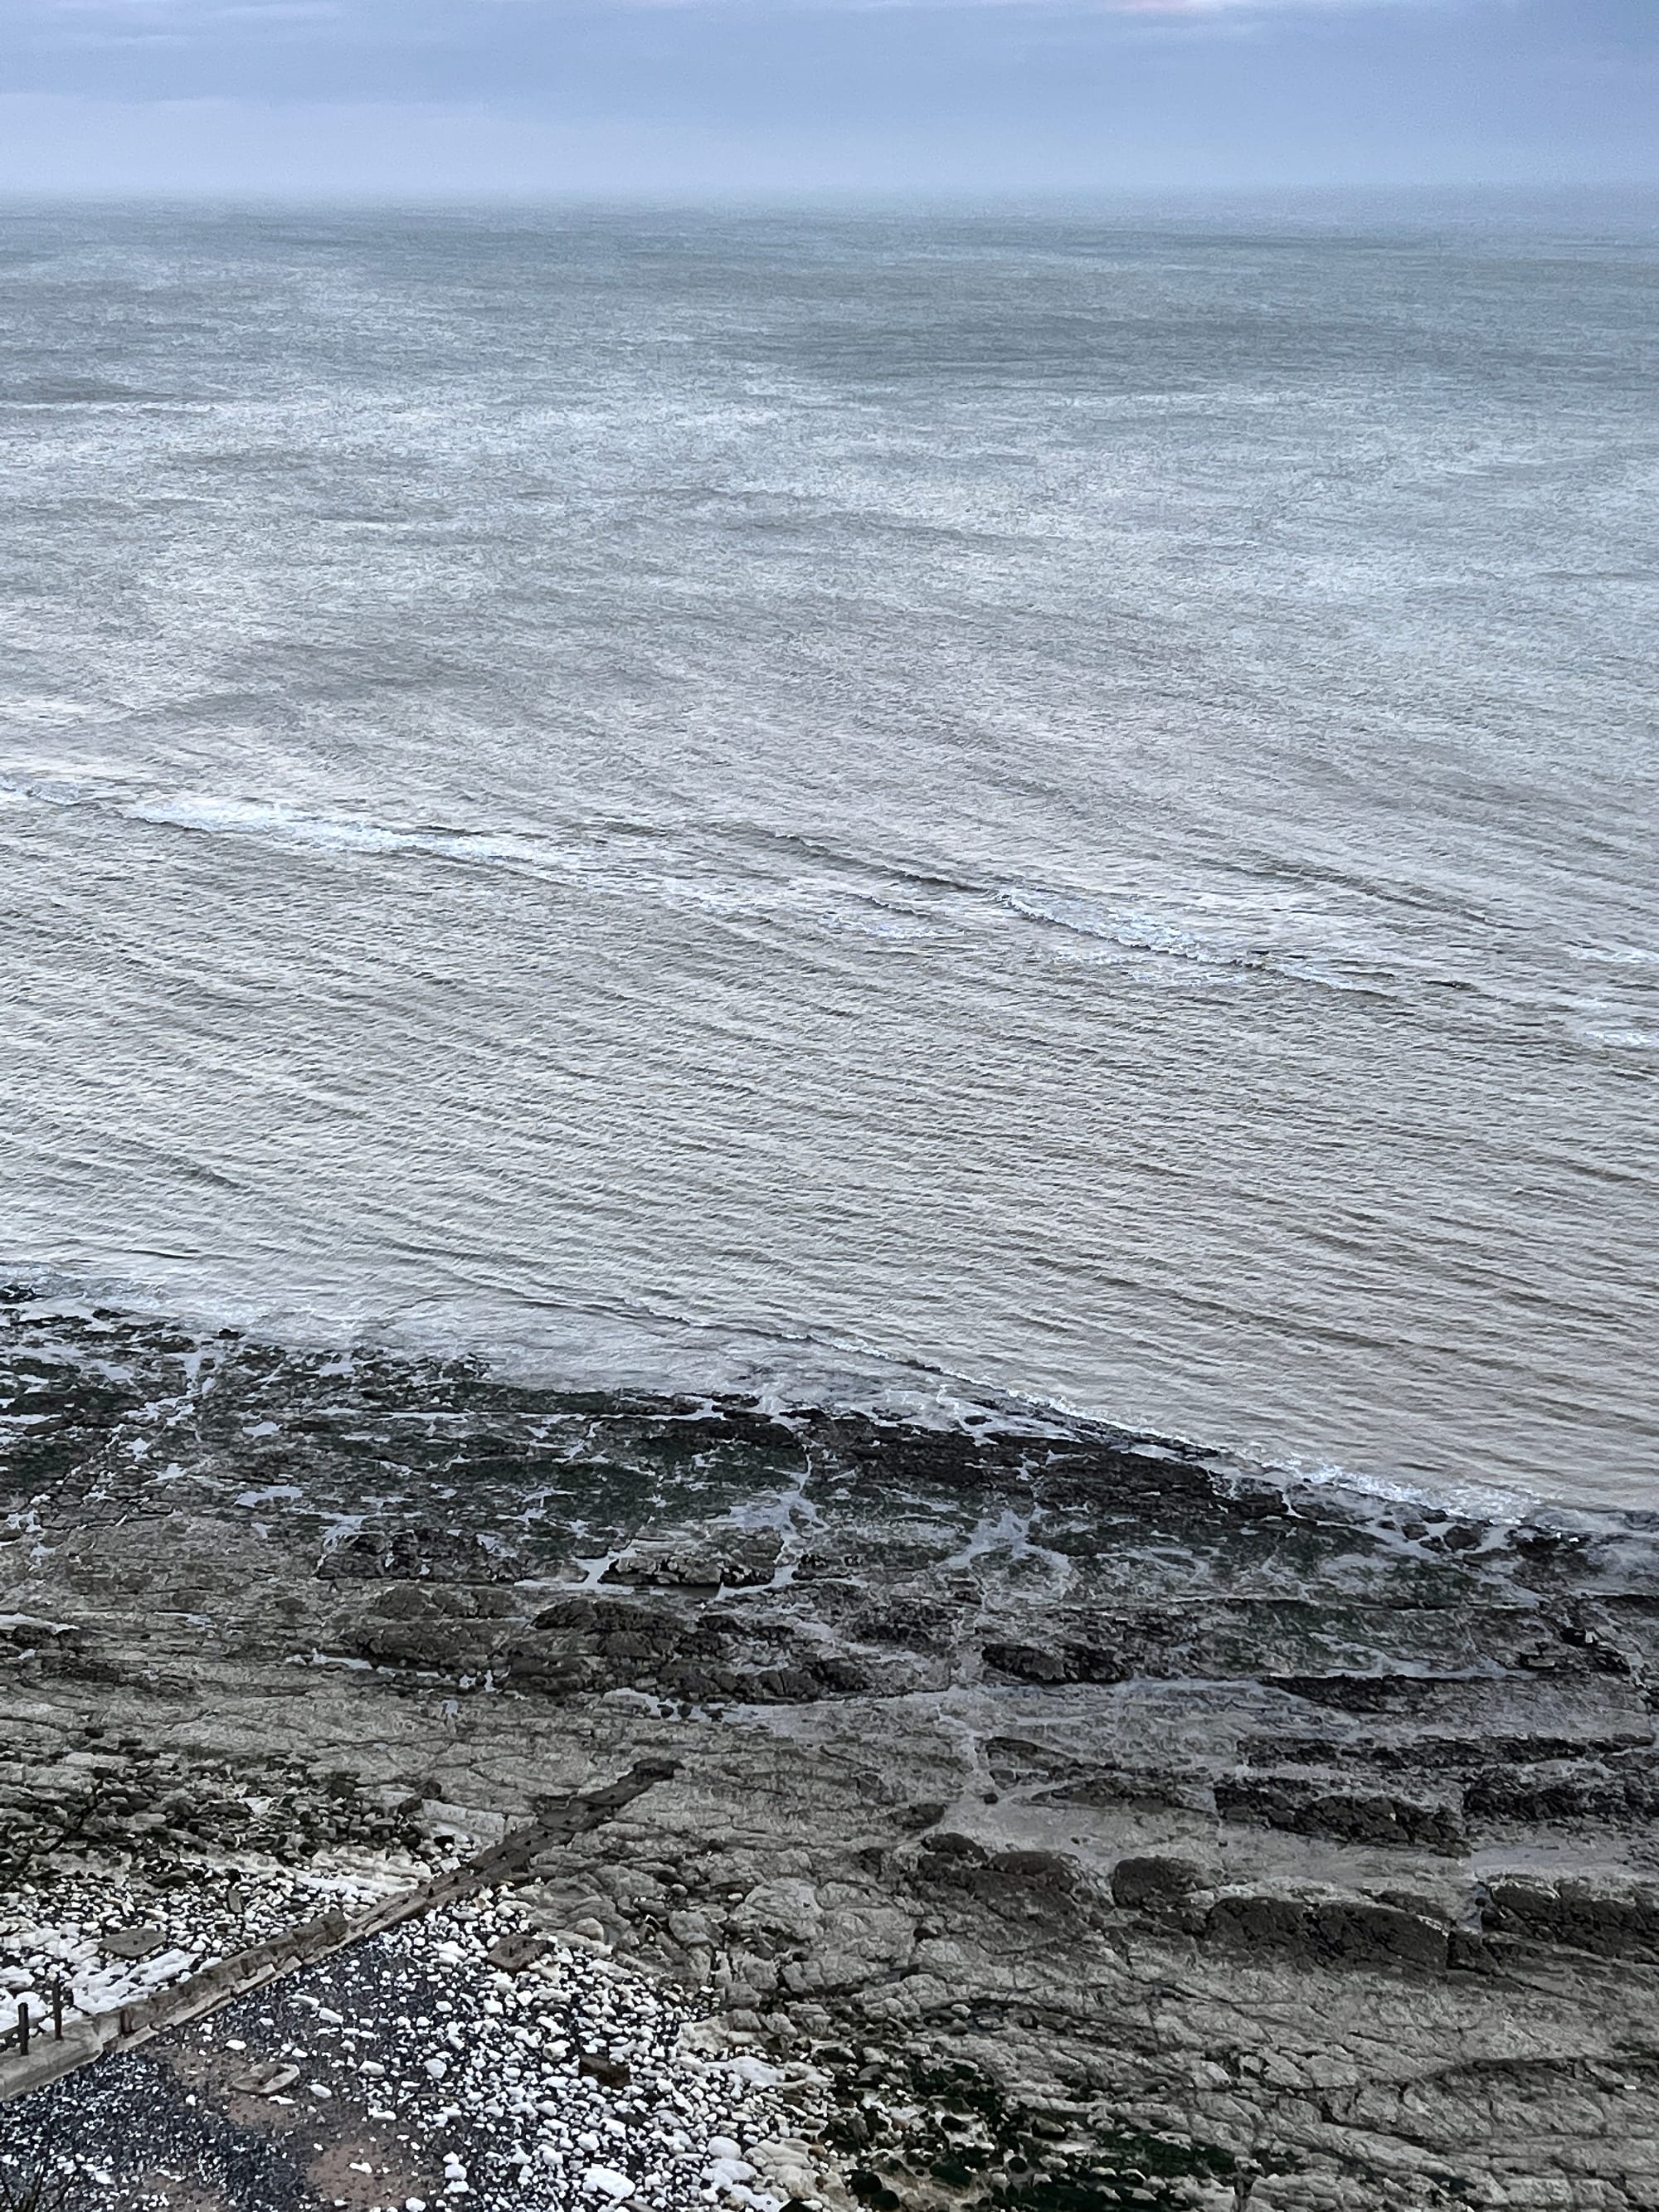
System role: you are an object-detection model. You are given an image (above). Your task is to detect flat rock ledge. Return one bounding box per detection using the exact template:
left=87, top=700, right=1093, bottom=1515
left=3, top=1295, right=1659, bottom=2210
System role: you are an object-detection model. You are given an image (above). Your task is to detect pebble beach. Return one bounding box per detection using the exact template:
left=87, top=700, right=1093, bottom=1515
left=0, top=1886, right=839, bottom=2212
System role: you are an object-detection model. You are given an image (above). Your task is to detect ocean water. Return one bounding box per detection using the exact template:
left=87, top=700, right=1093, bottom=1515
left=0, top=198, right=1654, bottom=1510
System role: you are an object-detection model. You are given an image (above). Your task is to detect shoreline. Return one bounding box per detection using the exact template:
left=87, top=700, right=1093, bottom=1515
left=0, top=1271, right=1600, bottom=1532
left=2, top=1292, right=1657, bottom=2207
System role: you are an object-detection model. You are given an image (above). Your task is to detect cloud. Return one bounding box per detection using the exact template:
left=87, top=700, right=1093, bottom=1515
left=3, top=0, right=1652, bottom=194
left=1053, top=0, right=1413, bottom=10
left=13, top=0, right=1464, bottom=17
left=611, top=0, right=1442, bottom=12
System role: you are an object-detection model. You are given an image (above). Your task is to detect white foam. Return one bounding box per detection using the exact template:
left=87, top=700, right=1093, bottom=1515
left=2, top=1263, right=1613, bottom=1539
left=1572, top=942, right=1659, bottom=967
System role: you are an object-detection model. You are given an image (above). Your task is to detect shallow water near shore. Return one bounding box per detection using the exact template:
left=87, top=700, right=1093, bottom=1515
left=1, top=196, right=1655, bottom=1506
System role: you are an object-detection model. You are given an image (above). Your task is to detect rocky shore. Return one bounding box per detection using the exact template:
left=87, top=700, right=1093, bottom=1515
left=2, top=1289, right=1658, bottom=2209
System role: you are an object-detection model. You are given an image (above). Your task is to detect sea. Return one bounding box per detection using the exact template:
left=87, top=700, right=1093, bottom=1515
left=1, top=196, right=1655, bottom=1514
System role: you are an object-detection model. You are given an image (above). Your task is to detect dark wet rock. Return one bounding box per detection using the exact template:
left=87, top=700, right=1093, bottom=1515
left=1200, top=1889, right=1454, bottom=1970
left=319, top=1522, right=522, bottom=1582
left=230, top=2059, right=299, bottom=2096
left=486, top=1928, right=552, bottom=1971
left=1213, top=1775, right=1467, bottom=1854
left=98, top=1926, right=167, bottom=1961
left=1109, top=1855, right=1211, bottom=1910
left=1481, top=1874, right=1659, bottom=1961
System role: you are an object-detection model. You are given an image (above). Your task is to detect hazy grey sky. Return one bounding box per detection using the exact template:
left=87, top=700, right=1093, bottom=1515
left=1, top=0, right=1655, bottom=197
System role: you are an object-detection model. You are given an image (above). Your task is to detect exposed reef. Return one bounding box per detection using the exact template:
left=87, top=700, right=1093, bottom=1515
left=3, top=1288, right=1659, bottom=2209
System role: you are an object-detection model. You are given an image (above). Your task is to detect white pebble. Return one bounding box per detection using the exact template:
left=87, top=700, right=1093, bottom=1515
left=585, top=2166, right=636, bottom=2200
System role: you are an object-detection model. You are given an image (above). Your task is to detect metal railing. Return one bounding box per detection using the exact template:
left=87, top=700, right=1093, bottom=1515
left=0, top=1986, right=66, bottom=2061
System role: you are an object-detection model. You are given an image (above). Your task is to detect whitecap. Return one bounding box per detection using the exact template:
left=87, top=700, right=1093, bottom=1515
left=1571, top=943, right=1659, bottom=968
left=1576, top=1023, right=1659, bottom=1051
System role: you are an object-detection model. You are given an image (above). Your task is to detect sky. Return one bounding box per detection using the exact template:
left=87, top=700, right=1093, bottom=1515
left=0, top=0, right=1656, bottom=198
